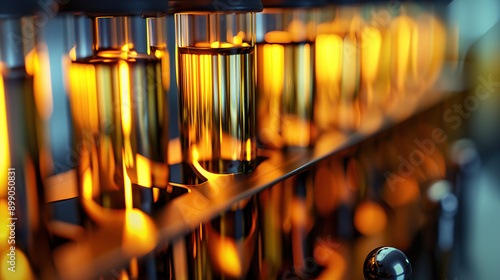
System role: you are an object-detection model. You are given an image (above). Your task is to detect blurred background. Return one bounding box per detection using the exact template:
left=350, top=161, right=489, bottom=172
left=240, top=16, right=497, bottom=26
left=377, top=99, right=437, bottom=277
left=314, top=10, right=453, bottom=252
left=1, top=0, right=500, bottom=279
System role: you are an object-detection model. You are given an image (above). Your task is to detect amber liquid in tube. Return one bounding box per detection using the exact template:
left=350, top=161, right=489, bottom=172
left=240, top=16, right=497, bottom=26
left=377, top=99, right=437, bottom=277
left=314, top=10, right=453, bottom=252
left=256, top=42, right=316, bottom=148
left=177, top=46, right=256, bottom=174
left=69, top=55, right=168, bottom=209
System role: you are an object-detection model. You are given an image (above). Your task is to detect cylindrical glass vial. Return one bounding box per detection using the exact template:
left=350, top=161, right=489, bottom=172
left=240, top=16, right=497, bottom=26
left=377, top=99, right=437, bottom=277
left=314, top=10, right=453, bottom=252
left=256, top=0, right=325, bottom=149
left=60, top=0, right=169, bottom=212
left=313, top=1, right=365, bottom=133
left=0, top=5, right=55, bottom=279
left=173, top=0, right=262, bottom=174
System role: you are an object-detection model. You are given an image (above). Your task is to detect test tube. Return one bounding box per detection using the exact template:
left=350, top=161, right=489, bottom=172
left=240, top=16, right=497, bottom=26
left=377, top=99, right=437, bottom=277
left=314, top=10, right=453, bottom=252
left=256, top=0, right=325, bottom=148
left=0, top=2, right=55, bottom=278
left=59, top=0, right=169, bottom=211
left=173, top=0, right=262, bottom=174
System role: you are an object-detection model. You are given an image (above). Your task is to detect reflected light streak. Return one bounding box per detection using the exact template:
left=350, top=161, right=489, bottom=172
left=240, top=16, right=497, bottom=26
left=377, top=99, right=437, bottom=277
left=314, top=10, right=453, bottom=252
left=192, top=148, right=225, bottom=181
left=123, top=154, right=133, bottom=210
left=246, top=139, right=252, bottom=162
left=316, top=34, right=342, bottom=86
left=120, top=60, right=131, bottom=135
left=119, top=61, right=134, bottom=168
left=153, top=188, right=160, bottom=203
left=258, top=43, right=285, bottom=147
left=136, top=154, right=152, bottom=188
left=315, top=34, right=342, bottom=130
left=0, top=200, right=9, bottom=244
left=391, top=15, right=413, bottom=93
left=69, top=46, right=77, bottom=61
left=216, top=239, right=242, bottom=278
left=0, top=76, right=9, bottom=191
left=362, top=26, right=382, bottom=106
left=122, top=209, right=157, bottom=257
left=27, top=46, right=53, bottom=121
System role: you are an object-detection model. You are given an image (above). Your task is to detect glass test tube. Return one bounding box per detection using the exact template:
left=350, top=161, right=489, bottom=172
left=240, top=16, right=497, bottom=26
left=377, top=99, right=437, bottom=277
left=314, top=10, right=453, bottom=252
left=176, top=12, right=257, bottom=174
left=0, top=16, right=55, bottom=279
left=314, top=4, right=365, bottom=133
left=256, top=7, right=319, bottom=148
left=68, top=15, right=169, bottom=211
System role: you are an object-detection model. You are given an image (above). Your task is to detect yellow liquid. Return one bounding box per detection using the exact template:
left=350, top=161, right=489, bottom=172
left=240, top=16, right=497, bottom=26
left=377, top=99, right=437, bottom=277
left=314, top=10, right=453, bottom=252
left=256, top=42, right=316, bottom=148
left=69, top=56, right=168, bottom=209
left=177, top=46, right=257, bottom=174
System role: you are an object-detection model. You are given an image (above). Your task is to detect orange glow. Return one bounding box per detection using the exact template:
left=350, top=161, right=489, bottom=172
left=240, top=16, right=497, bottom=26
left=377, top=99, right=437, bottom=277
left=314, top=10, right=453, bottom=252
left=314, top=245, right=346, bottom=280
left=340, top=36, right=358, bottom=130
left=193, top=40, right=250, bottom=49
left=205, top=207, right=258, bottom=279
left=119, top=61, right=134, bottom=167
left=129, top=258, right=138, bottom=278
left=284, top=42, right=313, bottom=147
left=281, top=117, right=313, bottom=148
left=82, top=168, right=93, bottom=202
left=84, top=63, right=99, bottom=132
left=122, top=209, right=158, bottom=257
left=216, top=239, right=242, bottom=278
left=136, top=154, right=152, bottom=188
left=0, top=76, right=9, bottom=191
left=316, top=34, right=342, bottom=86
left=413, top=14, right=446, bottom=87
left=342, top=35, right=358, bottom=95
left=191, top=148, right=224, bottom=181
left=354, top=201, right=387, bottom=236
left=315, top=34, right=342, bottom=129
left=288, top=20, right=307, bottom=42
left=153, top=188, right=160, bottom=203
left=25, top=49, right=37, bottom=76
left=259, top=43, right=285, bottom=147
left=361, top=26, right=382, bottom=84
left=209, top=41, right=236, bottom=48
left=26, top=47, right=54, bottom=120
left=160, top=50, right=170, bottom=90
left=119, top=60, right=131, bottom=137
left=120, top=270, right=130, bottom=280
left=123, top=156, right=133, bottom=210
left=0, top=249, right=35, bottom=280
left=121, top=43, right=134, bottom=52
left=391, top=15, right=413, bottom=93
left=263, top=44, right=284, bottom=95
left=246, top=139, right=252, bottom=162
left=232, top=31, right=246, bottom=45
left=154, top=49, right=163, bottom=59
left=0, top=200, right=9, bottom=244
left=264, top=31, right=292, bottom=44
left=383, top=177, right=420, bottom=208
left=69, top=46, right=77, bottom=61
